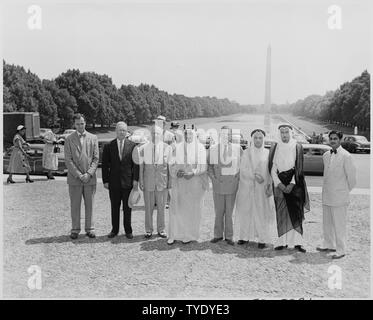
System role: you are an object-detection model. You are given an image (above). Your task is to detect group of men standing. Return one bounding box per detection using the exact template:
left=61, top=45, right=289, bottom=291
left=63, top=113, right=357, bottom=260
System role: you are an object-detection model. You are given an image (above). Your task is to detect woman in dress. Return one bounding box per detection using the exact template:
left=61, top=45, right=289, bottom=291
left=167, top=125, right=209, bottom=245
left=42, top=130, right=61, bottom=179
left=235, top=129, right=275, bottom=248
left=7, top=125, right=33, bottom=183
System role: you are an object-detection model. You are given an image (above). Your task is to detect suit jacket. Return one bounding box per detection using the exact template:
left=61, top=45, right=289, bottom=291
left=139, top=141, right=172, bottom=192
left=64, top=131, right=99, bottom=186
left=207, top=143, right=240, bottom=194
left=322, top=146, right=356, bottom=207
left=102, top=138, right=139, bottom=189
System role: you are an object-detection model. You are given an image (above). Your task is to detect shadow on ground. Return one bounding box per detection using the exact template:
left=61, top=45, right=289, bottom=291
left=139, top=239, right=331, bottom=265
left=25, top=234, right=146, bottom=245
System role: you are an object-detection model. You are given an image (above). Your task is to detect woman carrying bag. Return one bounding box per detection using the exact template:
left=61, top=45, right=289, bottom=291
left=7, top=125, right=33, bottom=183
left=42, top=130, right=63, bottom=180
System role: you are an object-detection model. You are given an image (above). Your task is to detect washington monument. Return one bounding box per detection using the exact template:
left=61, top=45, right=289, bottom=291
left=264, top=44, right=271, bottom=134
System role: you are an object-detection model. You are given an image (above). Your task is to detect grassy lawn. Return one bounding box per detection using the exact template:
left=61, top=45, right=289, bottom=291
left=3, top=180, right=370, bottom=299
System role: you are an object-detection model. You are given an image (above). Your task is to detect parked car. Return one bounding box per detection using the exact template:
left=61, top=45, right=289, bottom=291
left=293, top=133, right=309, bottom=144
left=264, top=141, right=331, bottom=175
left=98, top=132, right=148, bottom=166
left=232, top=133, right=248, bottom=150
left=302, top=144, right=332, bottom=174
left=264, top=138, right=276, bottom=149
left=3, top=144, right=67, bottom=176
left=39, top=128, right=53, bottom=138
left=341, top=135, right=370, bottom=153
left=58, top=129, right=75, bottom=140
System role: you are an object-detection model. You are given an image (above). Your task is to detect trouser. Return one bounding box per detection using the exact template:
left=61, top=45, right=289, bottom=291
left=144, top=189, right=167, bottom=233
left=277, top=229, right=303, bottom=248
left=69, top=184, right=96, bottom=234
left=109, top=187, right=133, bottom=235
left=322, top=205, right=347, bottom=255
left=212, top=192, right=236, bottom=240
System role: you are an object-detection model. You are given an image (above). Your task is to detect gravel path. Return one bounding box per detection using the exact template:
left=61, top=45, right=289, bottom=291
left=3, top=181, right=370, bottom=299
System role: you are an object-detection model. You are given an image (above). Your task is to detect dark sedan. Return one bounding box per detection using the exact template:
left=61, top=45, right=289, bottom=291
left=264, top=141, right=331, bottom=175
left=341, top=135, right=370, bottom=153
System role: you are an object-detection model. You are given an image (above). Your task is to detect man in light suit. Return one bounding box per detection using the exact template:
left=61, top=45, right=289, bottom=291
left=317, top=130, right=357, bottom=259
left=139, top=125, right=172, bottom=239
left=208, top=126, right=241, bottom=245
left=64, top=113, right=99, bottom=240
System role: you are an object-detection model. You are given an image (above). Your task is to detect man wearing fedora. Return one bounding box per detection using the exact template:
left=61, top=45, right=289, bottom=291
left=138, top=124, right=172, bottom=239
left=102, top=121, right=139, bottom=239
left=64, top=114, right=99, bottom=239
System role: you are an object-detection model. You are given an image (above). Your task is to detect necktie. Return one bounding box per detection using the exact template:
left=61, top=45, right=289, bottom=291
left=79, top=133, right=85, bottom=148
left=330, top=149, right=337, bottom=154
left=119, top=140, right=124, bottom=161
left=223, top=145, right=228, bottom=162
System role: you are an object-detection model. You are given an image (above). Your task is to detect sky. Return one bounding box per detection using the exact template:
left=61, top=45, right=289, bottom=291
left=1, top=0, right=372, bottom=105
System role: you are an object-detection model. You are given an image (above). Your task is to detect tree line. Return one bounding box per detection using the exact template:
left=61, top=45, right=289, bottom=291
left=3, top=60, right=255, bottom=129
left=288, top=70, right=370, bottom=130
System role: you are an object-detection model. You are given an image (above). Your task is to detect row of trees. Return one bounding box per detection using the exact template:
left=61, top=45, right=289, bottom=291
left=289, top=70, right=370, bottom=130
left=3, top=61, right=255, bottom=129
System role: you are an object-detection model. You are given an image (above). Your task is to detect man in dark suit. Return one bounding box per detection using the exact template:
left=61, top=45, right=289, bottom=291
left=102, top=122, right=139, bottom=239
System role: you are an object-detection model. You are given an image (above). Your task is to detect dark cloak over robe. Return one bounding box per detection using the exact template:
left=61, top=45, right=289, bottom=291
left=268, top=142, right=310, bottom=237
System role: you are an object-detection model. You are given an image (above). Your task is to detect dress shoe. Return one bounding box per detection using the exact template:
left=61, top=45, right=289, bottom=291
left=225, top=239, right=235, bottom=246
left=294, top=245, right=306, bottom=253
left=165, top=204, right=169, bottom=209
left=6, top=177, right=15, bottom=184
left=237, top=240, right=247, bottom=245
left=70, top=233, right=79, bottom=240
left=332, top=254, right=345, bottom=259
left=316, top=247, right=336, bottom=252
left=86, top=231, right=96, bottom=238
left=182, top=240, right=192, bottom=244
left=107, top=232, right=117, bottom=238
left=25, top=177, right=34, bottom=183
left=167, top=239, right=175, bottom=245
left=274, top=245, right=288, bottom=250
left=126, top=233, right=134, bottom=239
left=210, top=237, right=223, bottom=243
left=158, top=231, right=167, bottom=238
left=144, top=232, right=152, bottom=239
left=258, top=243, right=266, bottom=249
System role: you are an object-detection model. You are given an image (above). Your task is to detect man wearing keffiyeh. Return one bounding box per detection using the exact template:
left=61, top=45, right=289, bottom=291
left=268, top=124, right=309, bottom=253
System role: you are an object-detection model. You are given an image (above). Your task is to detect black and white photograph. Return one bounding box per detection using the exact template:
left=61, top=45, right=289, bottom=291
left=0, top=0, right=371, bottom=303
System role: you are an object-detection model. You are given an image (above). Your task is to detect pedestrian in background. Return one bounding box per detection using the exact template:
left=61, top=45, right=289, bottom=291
left=42, top=130, right=63, bottom=180
left=6, top=125, right=33, bottom=184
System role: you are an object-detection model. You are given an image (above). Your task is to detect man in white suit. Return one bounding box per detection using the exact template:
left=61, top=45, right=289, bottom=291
left=317, top=131, right=356, bottom=259
left=139, top=124, right=172, bottom=239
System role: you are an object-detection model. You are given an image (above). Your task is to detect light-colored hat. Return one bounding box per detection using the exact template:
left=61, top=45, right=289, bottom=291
left=17, top=125, right=25, bottom=131
left=154, top=115, right=166, bottom=122
left=128, top=189, right=141, bottom=208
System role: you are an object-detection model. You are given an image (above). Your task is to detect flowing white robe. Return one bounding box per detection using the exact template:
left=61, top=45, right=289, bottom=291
left=235, top=145, right=276, bottom=243
left=168, top=139, right=209, bottom=242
